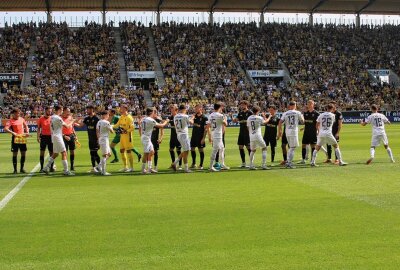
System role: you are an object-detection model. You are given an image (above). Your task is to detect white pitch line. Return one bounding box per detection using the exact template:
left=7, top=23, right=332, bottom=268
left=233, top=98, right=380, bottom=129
left=0, top=161, right=43, bottom=212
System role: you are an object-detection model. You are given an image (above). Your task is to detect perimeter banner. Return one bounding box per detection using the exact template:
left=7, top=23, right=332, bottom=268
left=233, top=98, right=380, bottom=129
left=1, top=111, right=400, bottom=133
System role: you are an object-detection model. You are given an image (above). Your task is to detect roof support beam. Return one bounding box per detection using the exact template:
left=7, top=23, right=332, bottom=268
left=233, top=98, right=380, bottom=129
left=310, top=0, right=328, bottom=13
left=357, top=0, right=376, bottom=15
left=102, top=0, right=108, bottom=13
left=44, top=0, right=51, bottom=14
left=261, top=0, right=273, bottom=13
left=210, top=0, right=219, bottom=12
left=157, top=0, right=164, bottom=13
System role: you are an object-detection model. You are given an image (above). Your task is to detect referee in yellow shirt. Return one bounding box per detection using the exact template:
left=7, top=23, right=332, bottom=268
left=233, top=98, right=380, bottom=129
left=112, top=104, right=135, bottom=172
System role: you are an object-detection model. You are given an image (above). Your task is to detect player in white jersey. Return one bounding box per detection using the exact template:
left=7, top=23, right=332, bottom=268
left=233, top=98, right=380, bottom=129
left=311, top=104, right=347, bottom=166
left=139, top=107, right=169, bottom=174
left=96, top=110, right=114, bottom=176
left=171, top=104, right=194, bottom=173
left=361, top=104, right=395, bottom=164
left=278, top=101, right=304, bottom=168
left=207, top=102, right=230, bottom=172
left=247, top=106, right=272, bottom=170
left=43, top=105, right=76, bottom=175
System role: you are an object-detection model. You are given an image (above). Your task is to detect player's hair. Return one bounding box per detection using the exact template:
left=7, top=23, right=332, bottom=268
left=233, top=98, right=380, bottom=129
left=195, top=104, right=203, bottom=108
left=252, top=106, right=261, bottom=114
left=289, top=101, right=296, bottom=106
left=308, top=100, right=315, bottom=104
left=169, top=104, right=178, bottom=109
left=146, top=107, right=155, bottom=116
left=178, top=104, right=186, bottom=111
left=11, top=108, right=20, bottom=114
left=44, top=106, right=52, bottom=111
left=371, top=104, right=378, bottom=111
left=86, top=104, right=95, bottom=109
left=214, top=103, right=222, bottom=110
left=110, top=109, right=116, bottom=114
left=99, top=110, right=109, bottom=116
left=120, top=104, right=128, bottom=110
left=54, top=105, right=63, bottom=111
left=269, top=104, right=277, bottom=110
left=240, top=100, right=250, bottom=106
left=326, top=104, right=334, bottom=111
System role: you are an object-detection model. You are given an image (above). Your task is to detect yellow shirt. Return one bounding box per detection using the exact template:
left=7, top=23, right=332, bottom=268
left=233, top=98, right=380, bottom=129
left=113, top=114, right=134, bottom=133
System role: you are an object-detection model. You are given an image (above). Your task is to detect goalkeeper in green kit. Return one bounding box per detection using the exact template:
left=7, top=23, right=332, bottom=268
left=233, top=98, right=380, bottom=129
left=109, top=108, right=142, bottom=163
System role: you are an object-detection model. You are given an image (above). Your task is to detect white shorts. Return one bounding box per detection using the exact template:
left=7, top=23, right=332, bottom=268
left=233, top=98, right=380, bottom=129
left=52, top=136, right=66, bottom=154
left=141, top=136, right=154, bottom=153
left=177, top=133, right=191, bottom=152
left=99, top=142, right=111, bottom=156
left=317, top=134, right=338, bottom=146
left=371, top=133, right=388, bottom=147
left=212, top=137, right=224, bottom=150
left=286, top=135, right=299, bottom=148
left=250, top=136, right=267, bottom=150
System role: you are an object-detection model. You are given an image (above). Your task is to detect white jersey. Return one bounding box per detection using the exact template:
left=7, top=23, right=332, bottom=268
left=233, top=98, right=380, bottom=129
left=317, top=112, right=336, bottom=136
left=141, top=117, right=157, bottom=138
left=247, top=115, right=264, bottom=139
left=365, top=113, right=389, bottom=135
left=96, top=120, right=112, bottom=143
left=174, top=113, right=190, bottom=135
left=208, top=112, right=225, bottom=139
left=280, top=110, right=303, bottom=136
left=50, top=115, right=65, bottom=139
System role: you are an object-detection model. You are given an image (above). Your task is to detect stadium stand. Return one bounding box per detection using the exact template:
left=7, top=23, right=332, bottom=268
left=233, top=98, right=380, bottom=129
left=1, top=21, right=400, bottom=116
left=120, top=21, right=154, bottom=72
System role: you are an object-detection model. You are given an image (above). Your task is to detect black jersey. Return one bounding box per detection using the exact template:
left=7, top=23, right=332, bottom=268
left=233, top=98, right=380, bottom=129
left=303, top=110, right=319, bottom=134
left=83, top=115, right=100, bottom=140
left=192, top=114, right=208, bottom=138
left=264, top=115, right=280, bottom=138
left=237, top=110, right=253, bottom=133
left=169, top=115, right=177, bottom=139
left=332, top=110, right=343, bottom=134
left=151, top=119, right=161, bottom=143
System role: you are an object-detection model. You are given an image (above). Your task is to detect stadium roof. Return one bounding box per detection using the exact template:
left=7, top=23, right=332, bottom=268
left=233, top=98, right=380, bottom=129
left=0, top=0, right=399, bottom=15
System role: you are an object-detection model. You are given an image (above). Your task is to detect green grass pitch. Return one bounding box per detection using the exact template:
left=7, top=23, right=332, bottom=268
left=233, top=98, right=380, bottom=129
left=0, top=124, right=400, bottom=269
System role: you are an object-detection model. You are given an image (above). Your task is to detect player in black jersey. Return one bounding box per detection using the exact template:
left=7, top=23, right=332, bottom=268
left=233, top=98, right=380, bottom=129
left=263, top=105, right=279, bottom=163
left=168, top=104, right=182, bottom=168
left=325, top=103, right=343, bottom=164
left=151, top=112, right=164, bottom=172
left=190, top=104, right=210, bottom=169
left=300, top=100, right=320, bottom=164
left=77, top=105, right=101, bottom=172
left=232, top=100, right=252, bottom=167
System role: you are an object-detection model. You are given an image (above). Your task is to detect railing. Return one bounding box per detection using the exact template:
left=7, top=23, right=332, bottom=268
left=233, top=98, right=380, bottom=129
left=1, top=13, right=400, bottom=28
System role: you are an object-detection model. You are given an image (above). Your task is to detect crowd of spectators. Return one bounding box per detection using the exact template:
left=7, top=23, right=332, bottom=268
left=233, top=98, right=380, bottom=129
left=0, top=22, right=34, bottom=74
left=1, top=21, right=400, bottom=118
left=152, top=22, right=251, bottom=113
left=1, top=22, right=145, bottom=118
left=120, top=21, right=154, bottom=71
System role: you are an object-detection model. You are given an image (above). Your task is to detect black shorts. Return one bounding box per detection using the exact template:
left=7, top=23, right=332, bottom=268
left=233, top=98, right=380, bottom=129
left=302, top=132, right=317, bottom=145
left=11, top=142, right=27, bottom=152
left=264, top=136, right=277, bottom=148
left=40, top=135, right=53, bottom=152
left=281, top=134, right=288, bottom=146
left=190, top=136, right=205, bottom=149
left=169, top=135, right=181, bottom=149
left=89, top=138, right=99, bottom=151
left=151, top=140, right=160, bottom=151
left=237, top=131, right=250, bottom=146
left=64, top=134, right=76, bottom=151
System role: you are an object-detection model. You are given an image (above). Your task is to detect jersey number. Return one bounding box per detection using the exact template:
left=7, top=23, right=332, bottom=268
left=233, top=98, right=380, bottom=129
left=288, top=115, right=295, bottom=125
left=321, top=118, right=332, bottom=128
left=250, top=121, right=256, bottom=131
left=175, top=119, right=183, bottom=129
left=211, top=119, right=217, bottom=129
left=374, top=118, right=383, bottom=127
left=142, top=122, right=146, bottom=131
